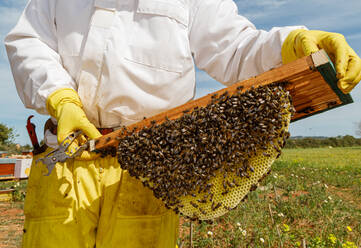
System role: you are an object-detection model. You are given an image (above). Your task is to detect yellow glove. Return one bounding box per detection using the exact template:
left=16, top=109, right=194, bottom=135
left=46, top=88, right=102, bottom=160
left=282, top=29, right=361, bottom=93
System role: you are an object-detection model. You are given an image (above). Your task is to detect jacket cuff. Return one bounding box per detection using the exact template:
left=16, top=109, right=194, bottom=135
left=46, top=88, right=83, bottom=118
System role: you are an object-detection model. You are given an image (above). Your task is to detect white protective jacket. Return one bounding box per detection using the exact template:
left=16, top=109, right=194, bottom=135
left=5, top=0, right=305, bottom=128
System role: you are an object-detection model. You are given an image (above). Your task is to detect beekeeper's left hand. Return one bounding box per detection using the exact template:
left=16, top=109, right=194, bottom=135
left=282, top=29, right=361, bottom=94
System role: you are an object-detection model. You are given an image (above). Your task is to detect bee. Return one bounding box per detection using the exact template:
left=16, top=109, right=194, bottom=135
left=262, top=152, right=271, bottom=157
left=212, top=203, right=222, bottom=211
left=190, top=201, right=198, bottom=208
left=250, top=184, right=258, bottom=191
left=221, top=190, right=229, bottom=196
left=223, top=206, right=233, bottom=211
left=183, top=109, right=190, bottom=114
left=199, top=207, right=207, bottom=215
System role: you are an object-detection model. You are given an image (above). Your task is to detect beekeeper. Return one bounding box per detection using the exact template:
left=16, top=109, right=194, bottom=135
left=5, top=0, right=361, bottom=247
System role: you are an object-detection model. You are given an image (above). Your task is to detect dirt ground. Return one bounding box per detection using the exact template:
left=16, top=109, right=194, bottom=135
left=0, top=202, right=24, bottom=248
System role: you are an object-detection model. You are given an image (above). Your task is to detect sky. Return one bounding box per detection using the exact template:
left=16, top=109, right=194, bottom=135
left=0, top=0, right=361, bottom=145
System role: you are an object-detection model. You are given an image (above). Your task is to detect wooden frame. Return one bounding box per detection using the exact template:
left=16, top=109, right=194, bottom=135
left=90, top=50, right=353, bottom=151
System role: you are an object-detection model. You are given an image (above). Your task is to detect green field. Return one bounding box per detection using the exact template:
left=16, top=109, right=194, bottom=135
left=179, top=147, right=361, bottom=248
left=1, top=147, right=361, bottom=248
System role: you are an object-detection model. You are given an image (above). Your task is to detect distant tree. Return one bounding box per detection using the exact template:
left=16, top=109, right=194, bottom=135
left=22, top=144, right=33, bottom=151
left=342, top=135, right=356, bottom=147
left=0, top=123, right=17, bottom=145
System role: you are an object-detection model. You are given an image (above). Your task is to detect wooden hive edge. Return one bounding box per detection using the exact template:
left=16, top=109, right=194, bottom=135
left=92, top=50, right=352, bottom=150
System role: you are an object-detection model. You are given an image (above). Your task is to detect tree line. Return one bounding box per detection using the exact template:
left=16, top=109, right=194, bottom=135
left=285, top=135, right=361, bottom=148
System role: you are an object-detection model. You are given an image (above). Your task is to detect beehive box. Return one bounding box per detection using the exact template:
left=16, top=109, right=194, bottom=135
left=0, top=189, right=15, bottom=202
left=0, top=159, right=16, bottom=180
left=14, top=159, right=32, bottom=179
left=22, top=151, right=33, bottom=156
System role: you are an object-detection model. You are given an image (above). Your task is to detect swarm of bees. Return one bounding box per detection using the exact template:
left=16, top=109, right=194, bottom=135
left=97, top=83, right=294, bottom=220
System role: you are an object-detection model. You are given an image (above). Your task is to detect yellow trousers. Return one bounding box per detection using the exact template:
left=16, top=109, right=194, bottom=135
left=23, top=150, right=179, bottom=248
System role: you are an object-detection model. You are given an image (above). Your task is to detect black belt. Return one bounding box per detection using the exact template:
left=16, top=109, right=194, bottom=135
left=98, top=128, right=115, bottom=135
left=45, top=118, right=116, bottom=136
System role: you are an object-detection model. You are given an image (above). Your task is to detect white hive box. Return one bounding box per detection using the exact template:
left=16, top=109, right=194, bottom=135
left=14, top=159, right=32, bottom=179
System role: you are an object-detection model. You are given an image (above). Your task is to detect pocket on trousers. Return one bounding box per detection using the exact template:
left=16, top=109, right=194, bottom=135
left=111, top=211, right=178, bottom=248
left=22, top=216, right=87, bottom=248
left=112, top=215, right=168, bottom=248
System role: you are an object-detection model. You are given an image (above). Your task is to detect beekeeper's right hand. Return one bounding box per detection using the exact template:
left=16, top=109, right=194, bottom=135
left=47, top=88, right=102, bottom=160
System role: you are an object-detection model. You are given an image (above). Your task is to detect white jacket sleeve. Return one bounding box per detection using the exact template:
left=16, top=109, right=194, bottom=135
left=189, top=0, right=306, bottom=86
left=5, top=0, right=76, bottom=114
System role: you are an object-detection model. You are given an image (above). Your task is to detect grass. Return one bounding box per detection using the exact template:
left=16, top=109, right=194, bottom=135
left=0, top=180, right=27, bottom=202
left=0, top=147, right=360, bottom=247
left=179, top=147, right=361, bottom=248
